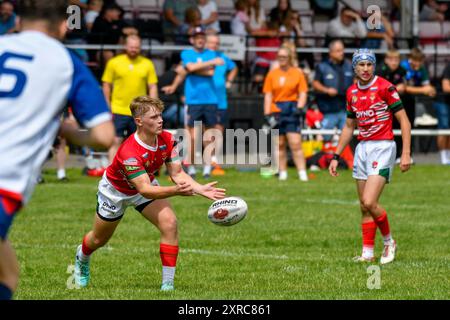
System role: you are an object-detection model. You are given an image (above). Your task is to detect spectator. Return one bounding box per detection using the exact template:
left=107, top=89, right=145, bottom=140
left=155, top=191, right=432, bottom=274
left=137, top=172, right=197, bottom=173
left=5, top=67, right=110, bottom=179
left=102, top=35, right=159, bottom=162
left=181, top=26, right=223, bottom=179
left=85, top=0, right=103, bottom=32
left=247, top=0, right=266, bottom=31
left=281, top=10, right=315, bottom=70
left=400, top=48, right=436, bottom=161
left=419, top=0, right=447, bottom=22
left=326, top=6, right=367, bottom=47
left=0, top=0, right=17, bottom=35
left=89, top=2, right=129, bottom=65
left=376, top=50, right=407, bottom=160
left=231, top=0, right=250, bottom=36
left=364, top=11, right=395, bottom=50
left=158, top=64, right=186, bottom=129
left=176, top=6, right=202, bottom=45
left=251, top=21, right=282, bottom=92
left=433, top=62, right=450, bottom=164
left=197, top=0, right=220, bottom=34
left=269, top=0, right=292, bottom=26
left=310, top=0, right=338, bottom=19
left=312, top=40, right=353, bottom=140
left=162, top=0, right=197, bottom=41
left=263, top=45, right=309, bottom=181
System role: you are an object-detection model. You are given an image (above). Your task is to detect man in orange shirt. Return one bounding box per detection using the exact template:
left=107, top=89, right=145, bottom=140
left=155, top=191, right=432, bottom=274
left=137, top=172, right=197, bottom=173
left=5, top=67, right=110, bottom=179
left=263, top=45, right=309, bottom=181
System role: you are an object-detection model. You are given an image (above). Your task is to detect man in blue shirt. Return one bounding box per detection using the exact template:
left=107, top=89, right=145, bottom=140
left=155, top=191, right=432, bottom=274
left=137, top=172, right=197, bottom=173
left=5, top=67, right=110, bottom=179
left=312, top=40, right=354, bottom=140
left=0, top=1, right=17, bottom=35
left=181, top=26, right=224, bottom=178
left=206, top=34, right=238, bottom=176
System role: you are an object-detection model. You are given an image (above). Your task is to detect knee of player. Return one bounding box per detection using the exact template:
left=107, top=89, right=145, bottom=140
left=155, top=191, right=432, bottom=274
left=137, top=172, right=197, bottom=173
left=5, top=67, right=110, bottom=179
left=91, top=234, right=109, bottom=247
left=161, top=215, right=178, bottom=234
left=361, top=198, right=377, bottom=212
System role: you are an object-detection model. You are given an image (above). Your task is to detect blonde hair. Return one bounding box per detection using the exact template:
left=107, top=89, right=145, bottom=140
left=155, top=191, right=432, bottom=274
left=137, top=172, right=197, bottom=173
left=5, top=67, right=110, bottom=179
left=130, top=96, right=165, bottom=118
left=280, top=41, right=298, bottom=67
left=385, top=49, right=400, bottom=58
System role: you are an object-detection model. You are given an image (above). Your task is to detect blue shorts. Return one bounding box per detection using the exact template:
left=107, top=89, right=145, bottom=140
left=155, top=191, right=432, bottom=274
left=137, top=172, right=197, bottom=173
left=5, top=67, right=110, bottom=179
left=217, top=109, right=228, bottom=126
left=273, top=101, right=301, bottom=135
left=0, top=196, right=21, bottom=240
left=186, top=104, right=218, bottom=128
left=113, top=114, right=136, bottom=138
left=433, top=101, right=449, bottom=129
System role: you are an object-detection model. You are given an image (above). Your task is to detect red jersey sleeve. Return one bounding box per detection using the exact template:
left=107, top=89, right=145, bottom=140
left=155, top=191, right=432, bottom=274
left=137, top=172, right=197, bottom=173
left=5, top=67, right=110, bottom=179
left=346, top=86, right=356, bottom=119
left=381, top=82, right=404, bottom=113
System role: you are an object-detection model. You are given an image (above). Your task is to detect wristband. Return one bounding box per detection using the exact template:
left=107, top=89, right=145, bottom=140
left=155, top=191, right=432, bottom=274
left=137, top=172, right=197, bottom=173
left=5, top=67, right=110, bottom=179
left=332, top=153, right=340, bottom=161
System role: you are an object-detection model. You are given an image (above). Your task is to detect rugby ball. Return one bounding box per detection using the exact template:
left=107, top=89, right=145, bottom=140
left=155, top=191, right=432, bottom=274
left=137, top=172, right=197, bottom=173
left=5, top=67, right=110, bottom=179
left=208, top=197, right=248, bottom=226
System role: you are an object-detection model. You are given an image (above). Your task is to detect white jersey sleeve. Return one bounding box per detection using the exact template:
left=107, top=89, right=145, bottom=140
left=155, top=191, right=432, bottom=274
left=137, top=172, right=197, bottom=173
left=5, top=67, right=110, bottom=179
left=0, top=31, right=111, bottom=204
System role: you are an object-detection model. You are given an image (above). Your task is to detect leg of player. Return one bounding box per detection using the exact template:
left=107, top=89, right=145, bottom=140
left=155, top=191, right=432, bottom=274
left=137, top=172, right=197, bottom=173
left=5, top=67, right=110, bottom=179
left=0, top=240, right=19, bottom=300
left=202, top=126, right=216, bottom=179
left=74, top=215, right=121, bottom=287
left=0, top=196, right=21, bottom=300
left=56, top=137, right=68, bottom=181
left=140, top=199, right=179, bottom=291
left=360, top=175, right=396, bottom=265
left=211, top=122, right=225, bottom=176
left=187, top=126, right=197, bottom=178
left=286, top=132, right=308, bottom=182
left=354, top=180, right=376, bottom=262
left=108, top=137, right=123, bottom=164
left=278, top=135, right=288, bottom=180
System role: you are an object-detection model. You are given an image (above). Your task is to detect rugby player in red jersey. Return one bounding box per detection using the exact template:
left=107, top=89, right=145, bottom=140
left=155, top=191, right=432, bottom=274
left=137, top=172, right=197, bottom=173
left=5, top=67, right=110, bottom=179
left=73, top=96, right=226, bottom=291
left=329, top=49, right=411, bottom=264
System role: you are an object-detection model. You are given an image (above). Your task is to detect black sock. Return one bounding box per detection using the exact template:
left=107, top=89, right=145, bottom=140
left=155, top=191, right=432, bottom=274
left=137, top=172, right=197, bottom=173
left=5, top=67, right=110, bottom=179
left=0, top=282, right=12, bottom=300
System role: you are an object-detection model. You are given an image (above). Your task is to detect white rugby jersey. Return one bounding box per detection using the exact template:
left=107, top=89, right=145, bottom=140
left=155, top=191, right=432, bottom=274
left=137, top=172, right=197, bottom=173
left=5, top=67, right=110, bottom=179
left=0, top=31, right=111, bottom=204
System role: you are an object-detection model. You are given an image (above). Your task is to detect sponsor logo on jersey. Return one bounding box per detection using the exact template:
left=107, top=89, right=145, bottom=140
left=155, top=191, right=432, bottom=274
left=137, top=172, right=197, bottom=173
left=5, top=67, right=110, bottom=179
left=370, top=94, right=376, bottom=101
left=142, top=152, right=149, bottom=159
left=370, top=87, right=378, bottom=91
left=124, top=157, right=138, bottom=165
left=356, top=110, right=375, bottom=118
left=372, top=161, right=378, bottom=169
left=352, top=96, right=358, bottom=103
left=125, top=165, right=140, bottom=171
left=159, top=145, right=167, bottom=150
left=351, top=89, right=358, bottom=94
left=361, top=96, right=367, bottom=100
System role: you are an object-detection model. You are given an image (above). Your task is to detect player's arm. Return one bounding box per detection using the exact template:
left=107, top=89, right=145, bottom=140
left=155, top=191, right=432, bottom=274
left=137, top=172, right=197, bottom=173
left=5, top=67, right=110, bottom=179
left=60, top=118, right=115, bottom=150
left=129, top=173, right=194, bottom=199
left=329, top=118, right=356, bottom=177
left=166, top=161, right=226, bottom=201
left=148, top=83, right=158, bottom=99
left=394, top=109, right=412, bottom=172
left=102, top=82, right=113, bottom=109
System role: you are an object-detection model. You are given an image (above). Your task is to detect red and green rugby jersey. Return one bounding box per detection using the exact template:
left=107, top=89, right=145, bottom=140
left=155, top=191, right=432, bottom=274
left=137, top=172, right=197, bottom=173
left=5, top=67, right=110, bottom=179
left=106, top=131, right=179, bottom=195
left=346, top=76, right=404, bottom=141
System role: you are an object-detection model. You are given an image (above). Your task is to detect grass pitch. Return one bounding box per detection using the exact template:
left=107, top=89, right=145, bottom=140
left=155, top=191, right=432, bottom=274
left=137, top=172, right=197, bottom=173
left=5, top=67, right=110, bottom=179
left=10, top=165, right=450, bottom=299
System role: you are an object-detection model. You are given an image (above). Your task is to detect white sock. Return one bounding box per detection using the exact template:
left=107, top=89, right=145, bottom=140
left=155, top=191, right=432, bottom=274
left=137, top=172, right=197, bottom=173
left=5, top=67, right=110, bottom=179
left=203, top=165, right=211, bottom=175
left=57, top=168, right=66, bottom=179
left=362, top=246, right=374, bottom=259
left=383, top=234, right=393, bottom=246
left=77, top=246, right=90, bottom=262
left=278, top=171, right=288, bottom=180
left=299, top=170, right=308, bottom=181
left=440, top=150, right=448, bottom=164
left=162, top=266, right=176, bottom=284
left=187, top=166, right=196, bottom=175
left=211, top=155, right=218, bottom=164
left=446, top=150, right=450, bottom=164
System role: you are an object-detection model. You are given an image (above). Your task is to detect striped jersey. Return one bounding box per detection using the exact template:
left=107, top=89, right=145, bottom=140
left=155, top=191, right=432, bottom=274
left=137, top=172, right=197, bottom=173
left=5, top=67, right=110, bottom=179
left=106, top=131, right=179, bottom=195
left=346, top=76, right=404, bottom=141
left=0, top=31, right=111, bottom=204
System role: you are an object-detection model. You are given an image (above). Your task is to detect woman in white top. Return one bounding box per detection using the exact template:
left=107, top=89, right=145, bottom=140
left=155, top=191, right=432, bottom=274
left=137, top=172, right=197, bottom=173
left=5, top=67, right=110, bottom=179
left=197, top=0, right=220, bottom=33
left=247, top=0, right=266, bottom=31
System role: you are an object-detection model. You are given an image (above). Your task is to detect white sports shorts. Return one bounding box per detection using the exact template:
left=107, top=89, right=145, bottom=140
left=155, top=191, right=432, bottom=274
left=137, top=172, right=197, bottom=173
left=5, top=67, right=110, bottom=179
left=96, top=173, right=159, bottom=221
left=352, top=140, right=396, bottom=183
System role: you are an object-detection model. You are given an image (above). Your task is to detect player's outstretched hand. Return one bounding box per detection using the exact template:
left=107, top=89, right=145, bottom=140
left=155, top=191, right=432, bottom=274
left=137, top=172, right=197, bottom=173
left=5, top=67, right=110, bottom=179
left=198, top=181, right=226, bottom=201
left=399, top=153, right=411, bottom=172
left=175, top=181, right=195, bottom=196
left=329, top=159, right=339, bottom=177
